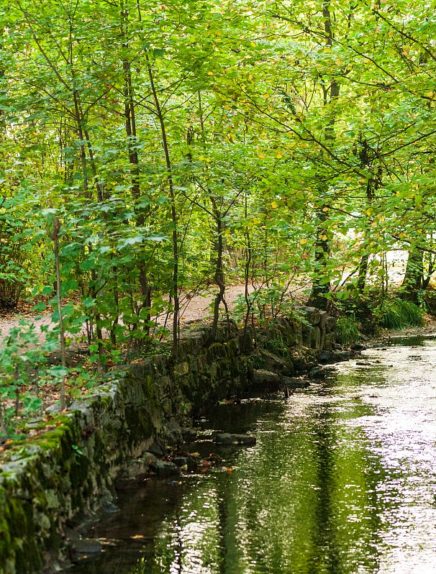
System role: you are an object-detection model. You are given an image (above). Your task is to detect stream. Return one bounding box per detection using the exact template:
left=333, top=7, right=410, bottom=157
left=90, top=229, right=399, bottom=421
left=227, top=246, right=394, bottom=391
left=67, top=336, right=436, bottom=574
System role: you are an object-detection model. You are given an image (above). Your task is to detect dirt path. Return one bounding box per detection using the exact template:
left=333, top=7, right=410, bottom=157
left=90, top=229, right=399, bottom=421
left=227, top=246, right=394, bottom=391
left=1, top=251, right=418, bottom=348
left=0, top=311, right=53, bottom=347
left=0, top=283, right=310, bottom=348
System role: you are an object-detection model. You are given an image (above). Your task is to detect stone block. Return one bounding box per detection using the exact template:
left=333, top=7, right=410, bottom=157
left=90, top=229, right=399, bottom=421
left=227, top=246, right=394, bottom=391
left=325, top=316, right=337, bottom=333
left=302, top=324, right=313, bottom=346
left=310, top=326, right=321, bottom=350
left=300, top=306, right=321, bottom=325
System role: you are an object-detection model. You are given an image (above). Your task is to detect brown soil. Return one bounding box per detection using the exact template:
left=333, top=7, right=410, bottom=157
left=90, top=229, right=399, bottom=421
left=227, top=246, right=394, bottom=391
left=0, top=282, right=311, bottom=347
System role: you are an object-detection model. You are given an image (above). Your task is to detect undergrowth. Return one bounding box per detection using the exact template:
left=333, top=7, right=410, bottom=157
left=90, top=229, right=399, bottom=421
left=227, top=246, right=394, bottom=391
left=336, top=315, right=361, bottom=345
left=374, top=298, right=424, bottom=329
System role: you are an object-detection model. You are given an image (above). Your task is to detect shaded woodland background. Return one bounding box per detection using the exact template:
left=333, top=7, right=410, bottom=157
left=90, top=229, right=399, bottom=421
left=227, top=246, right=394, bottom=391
left=0, top=0, right=435, bottom=432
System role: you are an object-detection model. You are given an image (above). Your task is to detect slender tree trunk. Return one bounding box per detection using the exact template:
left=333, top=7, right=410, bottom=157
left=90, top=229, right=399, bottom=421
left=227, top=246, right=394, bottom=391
left=357, top=139, right=382, bottom=293
left=83, top=125, right=104, bottom=202
left=243, top=194, right=253, bottom=338
left=210, top=201, right=229, bottom=334
left=51, top=218, right=67, bottom=410
left=0, top=400, right=6, bottom=435
left=309, top=204, right=331, bottom=309
left=121, top=3, right=151, bottom=334
left=72, top=99, right=104, bottom=362
left=110, top=265, right=119, bottom=345
left=357, top=254, right=370, bottom=293
left=72, top=87, right=89, bottom=195
left=146, top=55, right=180, bottom=351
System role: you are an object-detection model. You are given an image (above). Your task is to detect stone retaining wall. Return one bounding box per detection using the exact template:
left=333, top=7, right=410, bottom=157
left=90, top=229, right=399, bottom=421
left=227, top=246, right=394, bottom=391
left=0, top=309, right=336, bottom=573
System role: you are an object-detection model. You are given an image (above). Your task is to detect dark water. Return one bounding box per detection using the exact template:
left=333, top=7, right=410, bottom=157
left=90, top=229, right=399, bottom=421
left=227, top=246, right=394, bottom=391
left=68, top=337, right=436, bottom=574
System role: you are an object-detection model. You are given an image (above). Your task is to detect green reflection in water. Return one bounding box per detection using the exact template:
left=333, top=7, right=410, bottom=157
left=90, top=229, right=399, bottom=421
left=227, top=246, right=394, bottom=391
left=131, top=392, right=386, bottom=574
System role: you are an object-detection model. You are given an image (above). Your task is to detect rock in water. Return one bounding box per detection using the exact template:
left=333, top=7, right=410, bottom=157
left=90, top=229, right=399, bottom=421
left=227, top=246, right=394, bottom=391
left=215, top=433, right=256, bottom=446
left=150, top=460, right=181, bottom=477
left=71, top=538, right=102, bottom=555
left=308, top=366, right=336, bottom=380
left=252, top=369, right=281, bottom=385
left=258, top=350, right=293, bottom=374
left=148, top=441, right=166, bottom=457
left=282, top=376, right=310, bottom=388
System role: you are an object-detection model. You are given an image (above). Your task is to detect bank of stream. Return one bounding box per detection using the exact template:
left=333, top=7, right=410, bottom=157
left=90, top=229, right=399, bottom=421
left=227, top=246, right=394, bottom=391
left=67, top=335, right=436, bottom=574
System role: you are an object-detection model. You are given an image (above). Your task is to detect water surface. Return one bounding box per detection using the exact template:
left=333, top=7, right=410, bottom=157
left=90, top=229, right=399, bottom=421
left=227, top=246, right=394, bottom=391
left=69, top=337, right=436, bottom=574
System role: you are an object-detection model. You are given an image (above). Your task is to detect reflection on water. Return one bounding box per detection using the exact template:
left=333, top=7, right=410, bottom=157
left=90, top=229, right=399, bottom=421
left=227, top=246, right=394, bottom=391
left=69, top=338, right=436, bottom=574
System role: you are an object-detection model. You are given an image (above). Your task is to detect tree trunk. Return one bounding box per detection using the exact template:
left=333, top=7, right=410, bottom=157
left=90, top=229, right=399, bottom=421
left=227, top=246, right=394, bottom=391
left=357, top=254, right=369, bottom=293
left=51, top=218, right=67, bottom=410
left=121, top=4, right=151, bottom=333
left=211, top=201, right=229, bottom=335
left=146, top=55, right=180, bottom=351
left=308, top=1, right=338, bottom=309
left=357, top=139, right=382, bottom=293
left=309, top=205, right=331, bottom=310
left=401, top=247, right=423, bottom=304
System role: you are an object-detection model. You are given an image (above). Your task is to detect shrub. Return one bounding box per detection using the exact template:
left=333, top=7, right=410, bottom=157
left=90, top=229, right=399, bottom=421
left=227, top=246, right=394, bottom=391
left=0, top=194, right=38, bottom=309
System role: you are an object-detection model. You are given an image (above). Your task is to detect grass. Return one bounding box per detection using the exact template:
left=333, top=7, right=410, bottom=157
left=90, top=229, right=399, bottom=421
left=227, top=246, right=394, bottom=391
left=336, top=315, right=361, bottom=345
left=376, top=298, right=424, bottom=330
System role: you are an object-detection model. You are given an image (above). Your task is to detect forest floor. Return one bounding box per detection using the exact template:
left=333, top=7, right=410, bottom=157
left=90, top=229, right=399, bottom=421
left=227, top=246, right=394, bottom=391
left=0, top=252, right=415, bottom=347
left=1, top=281, right=435, bottom=348
left=0, top=281, right=311, bottom=347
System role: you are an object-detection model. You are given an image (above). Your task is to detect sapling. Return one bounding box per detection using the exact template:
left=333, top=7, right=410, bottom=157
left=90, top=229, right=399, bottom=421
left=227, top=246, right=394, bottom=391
left=0, top=321, right=42, bottom=434
left=0, top=397, right=6, bottom=436
left=50, top=217, right=67, bottom=409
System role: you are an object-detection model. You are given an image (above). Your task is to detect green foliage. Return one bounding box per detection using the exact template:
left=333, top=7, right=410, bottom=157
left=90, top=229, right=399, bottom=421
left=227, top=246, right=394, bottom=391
left=0, top=195, right=38, bottom=308
left=0, top=321, right=46, bottom=434
left=0, top=317, right=105, bottom=437
left=0, top=0, right=433, bottom=432
left=233, top=284, right=299, bottom=324
left=374, top=299, right=424, bottom=330
left=263, top=333, right=289, bottom=357
left=0, top=0, right=433, bottom=324
left=336, top=316, right=361, bottom=346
